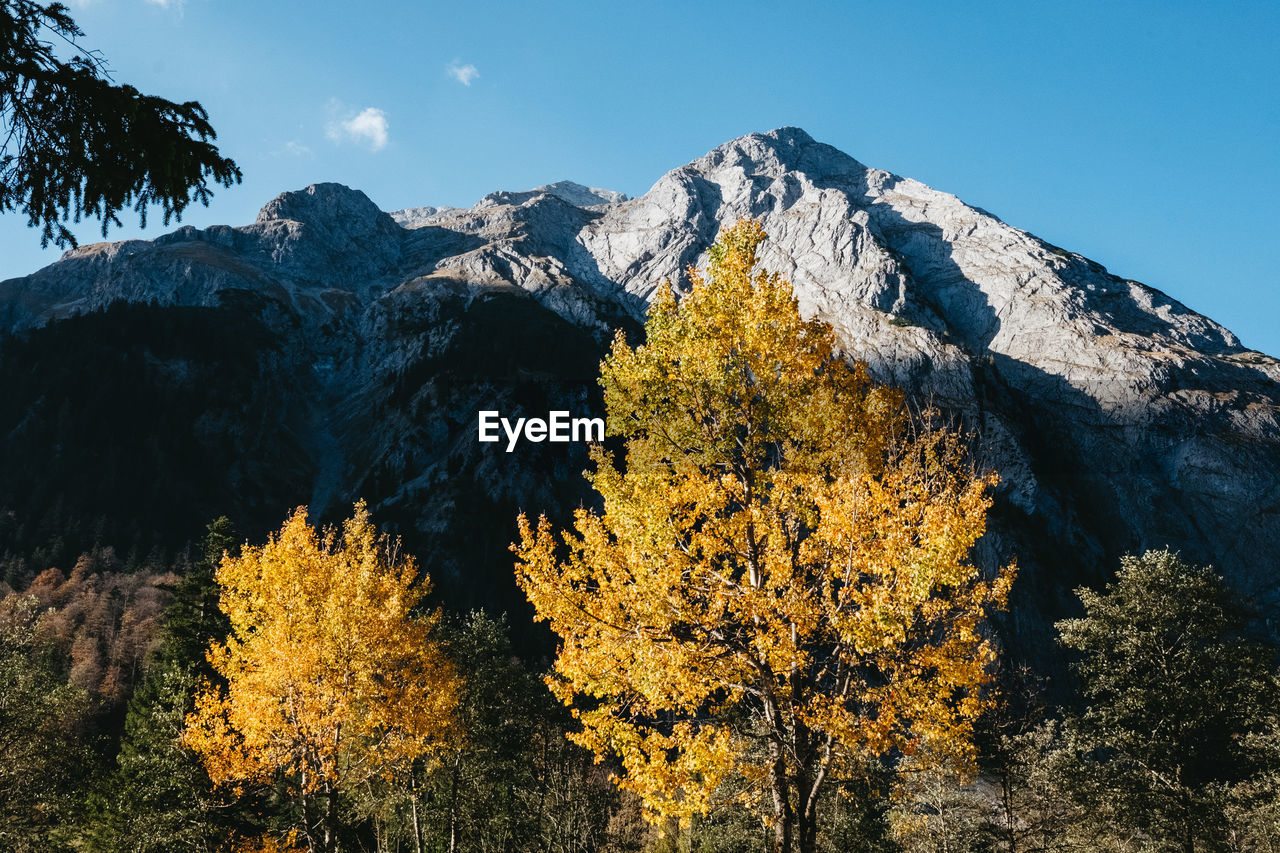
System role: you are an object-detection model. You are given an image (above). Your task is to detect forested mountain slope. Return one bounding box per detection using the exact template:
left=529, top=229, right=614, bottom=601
left=3, top=127, right=1277, bottom=648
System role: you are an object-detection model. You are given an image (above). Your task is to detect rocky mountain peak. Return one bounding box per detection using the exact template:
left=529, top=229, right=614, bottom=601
left=475, top=180, right=628, bottom=211
left=255, top=182, right=400, bottom=239
left=678, top=127, right=869, bottom=198
left=2, top=129, right=1278, bottom=638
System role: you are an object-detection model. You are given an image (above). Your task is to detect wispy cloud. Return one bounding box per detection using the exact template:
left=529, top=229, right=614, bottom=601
left=325, top=105, right=389, bottom=152
left=68, top=0, right=185, bottom=9
left=447, top=61, right=479, bottom=87
left=279, top=140, right=313, bottom=158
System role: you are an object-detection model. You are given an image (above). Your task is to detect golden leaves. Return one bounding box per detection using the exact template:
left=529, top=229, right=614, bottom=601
left=183, top=501, right=459, bottom=798
left=514, top=220, right=1015, bottom=829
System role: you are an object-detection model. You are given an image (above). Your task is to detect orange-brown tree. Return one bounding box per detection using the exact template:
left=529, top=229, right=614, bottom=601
left=184, top=502, right=459, bottom=853
left=514, top=220, right=1013, bottom=853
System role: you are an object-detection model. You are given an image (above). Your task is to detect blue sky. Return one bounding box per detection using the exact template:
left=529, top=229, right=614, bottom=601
left=3, top=0, right=1278, bottom=354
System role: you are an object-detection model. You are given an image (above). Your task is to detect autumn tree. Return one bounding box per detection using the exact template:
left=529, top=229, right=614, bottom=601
left=7, top=546, right=173, bottom=708
left=0, top=594, right=93, bottom=852
left=514, top=220, right=1013, bottom=853
left=184, top=502, right=460, bottom=853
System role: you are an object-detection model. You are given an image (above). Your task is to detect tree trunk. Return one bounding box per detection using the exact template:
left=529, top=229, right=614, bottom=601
left=449, top=758, right=460, bottom=853
left=299, top=766, right=318, bottom=853
left=793, top=776, right=815, bottom=853
left=324, top=781, right=340, bottom=853
left=1001, top=772, right=1017, bottom=853
left=793, top=725, right=830, bottom=853
left=795, top=772, right=825, bottom=853
left=410, top=779, right=423, bottom=853
left=767, top=740, right=793, bottom=853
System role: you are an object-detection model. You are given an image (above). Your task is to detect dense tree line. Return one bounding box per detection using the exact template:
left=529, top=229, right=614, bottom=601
left=4, top=521, right=1278, bottom=852
left=0, top=300, right=314, bottom=581
left=0, top=517, right=632, bottom=852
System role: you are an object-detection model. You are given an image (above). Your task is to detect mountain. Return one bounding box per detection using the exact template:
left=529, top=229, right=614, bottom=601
left=2, top=127, right=1277, bottom=652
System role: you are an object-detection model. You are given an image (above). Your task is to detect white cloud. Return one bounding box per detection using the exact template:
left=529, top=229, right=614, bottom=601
left=281, top=140, right=312, bottom=158
left=68, top=0, right=185, bottom=9
left=447, top=61, right=479, bottom=87
left=326, top=106, right=389, bottom=152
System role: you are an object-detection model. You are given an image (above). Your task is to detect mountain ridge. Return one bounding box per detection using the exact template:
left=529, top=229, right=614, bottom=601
left=1, top=127, right=1277, bottom=651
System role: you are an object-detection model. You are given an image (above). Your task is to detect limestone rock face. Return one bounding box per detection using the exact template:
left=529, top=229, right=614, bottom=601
left=474, top=180, right=628, bottom=210
left=0, top=182, right=406, bottom=330
left=3, top=128, right=1278, bottom=643
left=571, top=130, right=1280, bottom=617
left=387, top=205, right=462, bottom=228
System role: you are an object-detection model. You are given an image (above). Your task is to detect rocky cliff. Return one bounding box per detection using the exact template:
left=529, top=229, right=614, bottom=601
left=3, top=127, right=1277, bottom=649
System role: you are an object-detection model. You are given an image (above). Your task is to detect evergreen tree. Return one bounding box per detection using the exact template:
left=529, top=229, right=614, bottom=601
left=1, top=0, right=241, bottom=247
left=0, top=595, right=93, bottom=852
left=79, top=517, right=242, bottom=852
left=160, top=516, right=237, bottom=676
left=429, top=611, right=548, bottom=851
left=352, top=611, right=623, bottom=853
left=1055, top=550, right=1280, bottom=852
left=83, top=662, right=228, bottom=852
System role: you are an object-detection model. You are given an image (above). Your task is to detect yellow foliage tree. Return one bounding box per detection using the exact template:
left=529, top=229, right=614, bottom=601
left=514, top=220, right=1014, bottom=853
left=184, top=502, right=459, bottom=853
